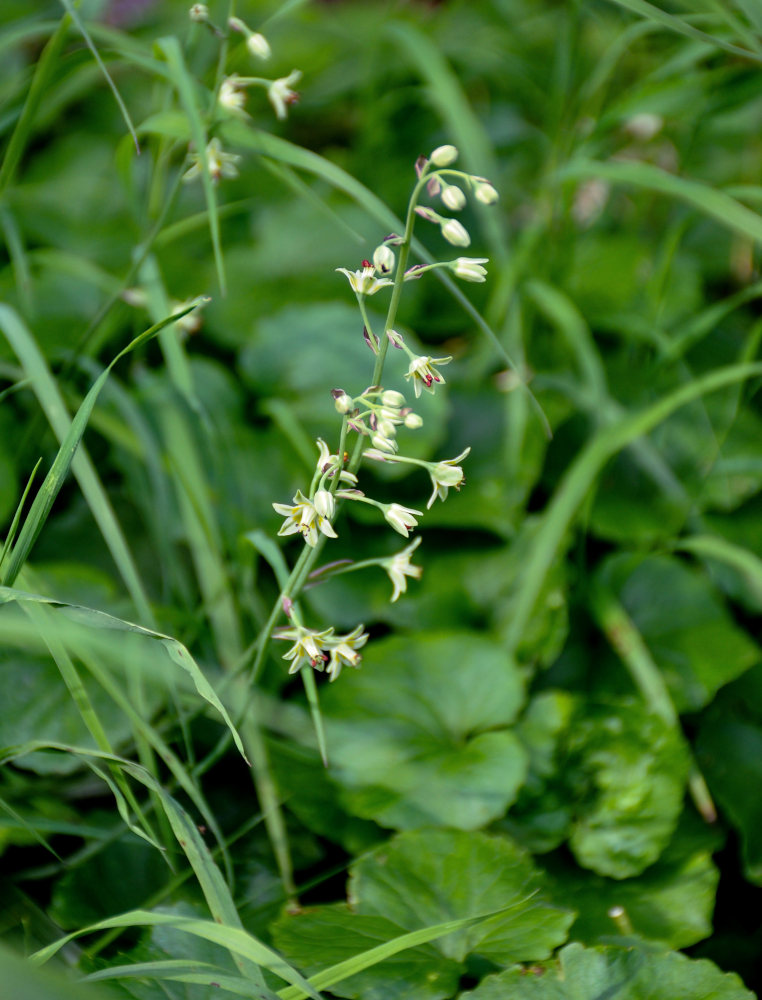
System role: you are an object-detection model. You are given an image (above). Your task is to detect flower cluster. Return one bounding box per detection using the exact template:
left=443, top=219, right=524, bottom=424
left=274, top=623, right=368, bottom=681
left=264, top=143, right=494, bottom=685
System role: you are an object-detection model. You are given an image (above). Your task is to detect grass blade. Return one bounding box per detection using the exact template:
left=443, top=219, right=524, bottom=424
left=0, top=303, right=196, bottom=618
left=0, top=16, right=70, bottom=195
left=0, top=583, right=249, bottom=766
left=158, top=36, right=226, bottom=293
left=559, top=158, right=762, bottom=247
left=503, top=362, right=762, bottom=655
left=602, top=0, right=762, bottom=62
left=57, top=0, right=139, bottom=151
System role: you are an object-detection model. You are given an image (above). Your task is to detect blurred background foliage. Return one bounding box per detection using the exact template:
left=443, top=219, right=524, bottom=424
left=3, top=0, right=762, bottom=996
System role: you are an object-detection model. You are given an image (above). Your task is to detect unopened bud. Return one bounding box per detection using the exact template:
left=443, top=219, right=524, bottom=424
left=386, top=329, right=405, bottom=348
left=441, top=218, right=471, bottom=247
left=189, top=4, right=208, bottom=21
left=404, top=412, right=423, bottom=429
left=372, top=244, right=395, bottom=275
left=332, top=389, right=353, bottom=413
left=441, top=184, right=466, bottom=211
left=474, top=181, right=499, bottom=205
left=381, top=389, right=405, bottom=407
left=247, top=32, right=271, bottom=60
left=377, top=419, right=397, bottom=438
left=430, top=144, right=458, bottom=167
left=371, top=433, right=398, bottom=454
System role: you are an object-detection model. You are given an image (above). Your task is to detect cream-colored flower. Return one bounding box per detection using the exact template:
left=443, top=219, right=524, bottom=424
left=452, top=257, right=488, bottom=282
left=324, top=625, right=368, bottom=681
left=384, top=502, right=423, bottom=537
left=381, top=536, right=423, bottom=602
left=274, top=624, right=334, bottom=673
left=336, top=264, right=394, bottom=297
left=268, top=70, right=301, bottom=119
left=404, top=354, right=452, bottom=398
left=426, top=448, right=470, bottom=508
left=315, top=438, right=357, bottom=484
left=272, top=489, right=338, bottom=547
left=219, top=75, right=246, bottom=114
left=183, top=138, right=240, bottom=184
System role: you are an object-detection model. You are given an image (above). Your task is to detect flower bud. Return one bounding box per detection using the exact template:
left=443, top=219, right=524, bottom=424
left=332, top=389, right=353, bottom=413
left=381, top=389, right=405, bottom=407
left=404, top=412, right=423, bottom=429
left=386, top=329, right=405, bottom=348
left=441, top=218, right=471, bottom=247
left=371, top=433, right=398, bottom=454
left=441, top=184, right=466, bottom=211
left=313, top=489, right=335, bottom=519
left=430, top=144, right=458, bottom=167
left=377, top=418, right=397, bottom=438
left=247, top=32, right=271, bottom=59
left=189, top=4, right=209, bottom=22
left=372, top=244, right=395, bottom=275
left=474, top=181, right=499, bottom=205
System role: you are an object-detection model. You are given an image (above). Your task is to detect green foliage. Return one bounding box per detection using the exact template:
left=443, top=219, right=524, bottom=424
left=3, top=0, right=762, bottom=996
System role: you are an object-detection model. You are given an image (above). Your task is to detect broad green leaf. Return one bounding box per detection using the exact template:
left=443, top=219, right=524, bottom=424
left=323, top=632, right=528, bottom=830
left=598, top=553, right=760, bottom=711
left=273, top=905, right=462, bottom=1000
left=459, top=941, right=755, bottom=999
left=544, top=815, right=721, bottom=949
left=566, top=699, right=691, bottom=878
left=696, top=665, right=762, bottom=883
left=351, top=829, right=573, bottom=964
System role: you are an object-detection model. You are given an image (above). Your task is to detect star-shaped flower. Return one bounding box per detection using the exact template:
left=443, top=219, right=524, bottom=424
left=381, top=536, right=423, bottom=602
left=324, top=625, right=369, bottom=681
left=426, top=448, right=470, bottom=508
left=336, top=264, right=394, bottom=297
left=272, top=490, right=338, bottom=547
left=268, top=70, right=301, bottom=119
left=274, top=624, right=334, bottom=673
left=404, top=354, right=452, bottom=398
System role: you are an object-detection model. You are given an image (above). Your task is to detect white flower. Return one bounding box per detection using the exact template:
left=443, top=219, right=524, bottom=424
left=452, top=257, right=488, bottom=282
left=219, top=76, right=246, bottom=114
left=324, top=625, right=368, bottom=681
left=384, top=503, right=423, bottom=537
left=430, top=144, right=458, bottom=166
left=268, top=70, right=301, bottom=120
left=473, top=181, right=498, bottom=205
left=440, top=218, right=471, bottom=247
left=272, top=489, right=338, bottom=547
left=381, top=536, right=423, bottom=602
left=426, top=448, right=470, bottom=508
left=336, top=264, right=394, bottom=296
left=274, top=624, right=334, bottom=674
left=182, top=138, right=240, bottom=184
left=372, top=244, right=395, bottom=275
left=404, top=354, right=452, bottom=398
left=441, top=184, right=466, bottom=211
left=247, top=32, right=271, bottom=60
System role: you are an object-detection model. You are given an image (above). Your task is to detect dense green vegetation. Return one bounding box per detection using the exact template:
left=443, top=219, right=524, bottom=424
left=3, top=0, right=762, bottom=997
